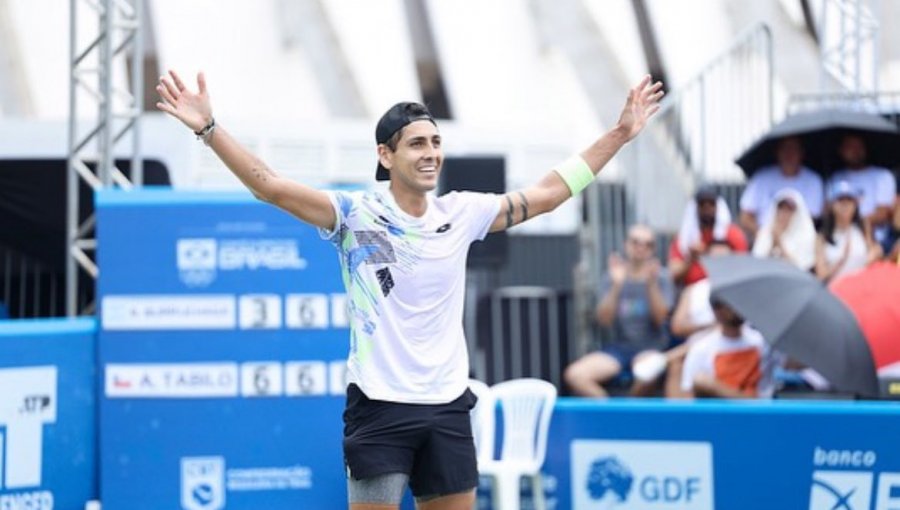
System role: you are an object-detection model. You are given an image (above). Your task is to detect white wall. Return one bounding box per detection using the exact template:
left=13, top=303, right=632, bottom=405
left=321, top=0, right=421, bottom=116
left=151, top=0, right=328, bottom=123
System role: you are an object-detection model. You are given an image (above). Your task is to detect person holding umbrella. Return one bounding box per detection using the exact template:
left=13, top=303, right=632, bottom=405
left=701, top=253, right=881, bottom=398
left=672, top=296, right=780, bottom=399
left=738, top=136, right=824, bottom=237
left=828, top=133, right=897, bottom=252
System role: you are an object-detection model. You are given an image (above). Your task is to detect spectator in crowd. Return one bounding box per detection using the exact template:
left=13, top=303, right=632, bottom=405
left=739, top=136, right=824, bottom=236
left=828, top=133, right=897, bottom=253
left=815, top=180, right=882, bottom=285
left=669, top=240, right=733, bottom=340
left=564, top=224, right=674, bottom=397
left=671, top=296, right=780, bottom=399
left=751, top=188, right=817, bottom=271
left=669, top=186, right=748, bottom=286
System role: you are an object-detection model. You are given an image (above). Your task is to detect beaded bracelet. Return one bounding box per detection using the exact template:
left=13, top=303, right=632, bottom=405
left=194, top=117, right=216, bottom=145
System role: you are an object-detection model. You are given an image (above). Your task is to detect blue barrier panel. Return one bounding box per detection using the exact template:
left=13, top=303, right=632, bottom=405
left=96, top=189, right=350, bottom=510
left=505, top=398, right=900, bottom=510
left=0, top=318, right=97, bottom=510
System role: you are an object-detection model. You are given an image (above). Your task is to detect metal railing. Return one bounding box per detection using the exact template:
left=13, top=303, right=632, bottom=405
left=787, top=90, right=900, bottom=116
left=641, top=22, right=773, bottom=189
left=0, top=246, right=63, bottom=319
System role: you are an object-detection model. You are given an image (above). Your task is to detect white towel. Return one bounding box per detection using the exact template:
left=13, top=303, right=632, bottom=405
left=678, top=197, right=732, bottom=255
left=751, top=188, right=817, bottom=271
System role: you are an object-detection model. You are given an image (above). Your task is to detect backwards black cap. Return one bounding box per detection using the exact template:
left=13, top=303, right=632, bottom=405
left=375, top=102, right=436, bottom=181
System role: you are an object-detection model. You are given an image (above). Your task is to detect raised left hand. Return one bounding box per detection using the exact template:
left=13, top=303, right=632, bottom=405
left=616, top=75, right=664, bottom=141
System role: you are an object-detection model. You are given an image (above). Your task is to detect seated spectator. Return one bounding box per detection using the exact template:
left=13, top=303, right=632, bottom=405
left=751, top=188, right=816, bottom=271
left=739, top=136, right=824, bottom=236
left=669, top=186, right=748, bottom=286
left=827, top=134, right=897, bottom=253
left=671, top=297, right=780, bottom=399
left=564, top=224, right=674, bottom=397
left=815, top=180, right=882, bottom=285
left=654, top=240, right=732, bottom=397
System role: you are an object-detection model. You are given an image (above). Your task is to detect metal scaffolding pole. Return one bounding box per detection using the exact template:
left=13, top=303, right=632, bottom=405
left=67, top=0, right=143, bottom=316
left=817, top=0, right=880, bottom=96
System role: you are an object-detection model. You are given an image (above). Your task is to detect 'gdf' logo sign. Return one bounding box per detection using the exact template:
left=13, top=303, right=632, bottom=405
left=571, top=439, right=714, bottom=509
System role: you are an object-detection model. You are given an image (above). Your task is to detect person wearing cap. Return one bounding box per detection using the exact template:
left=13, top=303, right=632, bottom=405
left=154, top=70, right=663, bottom=509
left=738, top=136, right=824, bottom=236
left=827, top=133, right=897, bottom=253
left=815, top=180, right=882, bottom=285
left=668, top=186, right=748, bottom=286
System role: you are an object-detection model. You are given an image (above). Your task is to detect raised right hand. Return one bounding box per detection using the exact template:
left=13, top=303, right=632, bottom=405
left=155, top=70, right=213, bottom=133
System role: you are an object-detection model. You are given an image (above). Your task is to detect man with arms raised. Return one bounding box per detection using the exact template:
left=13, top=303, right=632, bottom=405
left=156, top=71, right=662, bottom=510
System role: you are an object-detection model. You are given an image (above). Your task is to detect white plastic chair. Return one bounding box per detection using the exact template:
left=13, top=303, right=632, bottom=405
left=478, top=378, right=557, bottom=510
left=468, top=378, right=496, bottom=470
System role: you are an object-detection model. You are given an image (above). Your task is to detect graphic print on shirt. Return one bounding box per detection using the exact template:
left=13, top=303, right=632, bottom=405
left=327, top=192, right=426, bottom=360
left=618, top=296, right=649, bottom=319
left=353, top=231, right=397, bottom=265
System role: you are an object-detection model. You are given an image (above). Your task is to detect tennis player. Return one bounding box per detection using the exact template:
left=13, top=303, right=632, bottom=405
left=157, top=71, right=662, bottom=510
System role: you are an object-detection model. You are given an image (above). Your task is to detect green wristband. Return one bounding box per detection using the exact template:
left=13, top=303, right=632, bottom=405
left=555, top=155, right=594, bottom=196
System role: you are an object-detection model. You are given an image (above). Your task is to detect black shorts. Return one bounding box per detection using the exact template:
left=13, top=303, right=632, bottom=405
left=342, top=383, right=479, bottom=497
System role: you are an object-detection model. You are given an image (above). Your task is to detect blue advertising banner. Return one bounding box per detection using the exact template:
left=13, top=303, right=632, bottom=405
left=96, top=189, right=350, bottom=510
left=518, top=399, right=900, bottom=510
left=94, top=188, right=900, bottom=510
left=0, top=318, right=97, bottom=510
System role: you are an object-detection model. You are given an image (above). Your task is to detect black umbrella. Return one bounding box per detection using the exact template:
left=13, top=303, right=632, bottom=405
left=702, top=254, right=879, bottom=398
left=735, top=109, right=900, bottom=177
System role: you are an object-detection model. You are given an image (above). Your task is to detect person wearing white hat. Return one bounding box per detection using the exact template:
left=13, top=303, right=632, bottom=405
left=815, top=180, right=882, bottom=285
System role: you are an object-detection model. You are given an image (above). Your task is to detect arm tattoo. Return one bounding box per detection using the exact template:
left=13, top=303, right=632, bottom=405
left=504, top=194, right=515, bottom=229
left=251, top=165, right=274, bottom=183
left=517, top=191, right=529, bottom=222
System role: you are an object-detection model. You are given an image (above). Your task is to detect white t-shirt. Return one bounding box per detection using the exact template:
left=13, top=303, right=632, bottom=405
left=740, top=166, right=824, bottom=223
left=686, top=279, right=714, bottom=329
left=828, top=166, right=896, bottom=218
left=823, top=225, right=869, bottom=283
left=321, top=189, right=500, bottom=404
left=680, top=325, right=777, bottom=398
